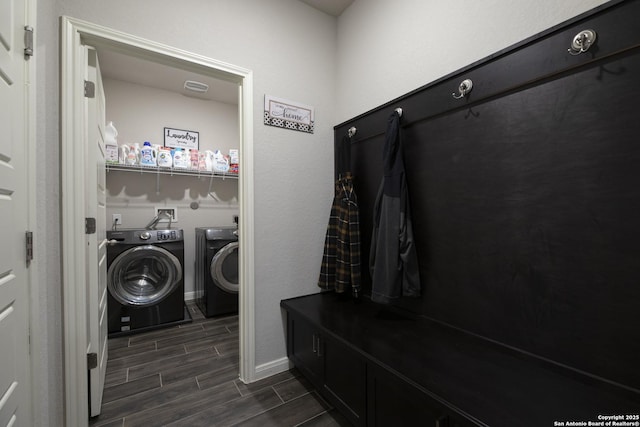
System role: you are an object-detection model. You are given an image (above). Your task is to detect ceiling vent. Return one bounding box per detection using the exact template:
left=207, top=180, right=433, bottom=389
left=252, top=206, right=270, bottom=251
left=184, top=80, right=209, bottom=93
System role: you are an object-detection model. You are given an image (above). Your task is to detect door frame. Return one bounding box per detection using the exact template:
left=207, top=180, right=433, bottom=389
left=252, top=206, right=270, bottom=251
left=60, top=16, right=255, bottom=425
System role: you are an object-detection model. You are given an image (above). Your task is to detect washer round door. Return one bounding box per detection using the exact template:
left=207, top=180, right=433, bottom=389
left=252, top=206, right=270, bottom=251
left=210, top=241, right=239, bottom=293
left=108, top=245, right=183, bottom=307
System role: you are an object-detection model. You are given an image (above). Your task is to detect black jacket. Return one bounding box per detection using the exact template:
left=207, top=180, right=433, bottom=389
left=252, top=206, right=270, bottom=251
left=369, top=111, right=420, bottom=303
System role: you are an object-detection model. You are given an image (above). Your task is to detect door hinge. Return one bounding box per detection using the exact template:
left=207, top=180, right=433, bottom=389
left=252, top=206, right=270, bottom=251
left=84, top=80, right=95, bottom=98
left=87, top=353, right=98, bottom=370
left=25, top=231, right=33, bottom=265
left=85, top=218, right=96, bottom=234
left=24, top=26, right=34, bottom=58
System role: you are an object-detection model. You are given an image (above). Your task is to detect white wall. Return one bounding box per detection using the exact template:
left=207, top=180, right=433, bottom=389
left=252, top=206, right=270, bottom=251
left=103, top=78, right=239, bottom=154
left=104, top=78, right=240, bottom=297
left=335, top=0, right=610, bottom=123
left=33, top=0, right=614, bottom=425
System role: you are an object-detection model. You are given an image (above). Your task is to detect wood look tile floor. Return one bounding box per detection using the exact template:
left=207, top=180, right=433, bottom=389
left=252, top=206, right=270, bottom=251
left=90, top=302, right=351, bottom=427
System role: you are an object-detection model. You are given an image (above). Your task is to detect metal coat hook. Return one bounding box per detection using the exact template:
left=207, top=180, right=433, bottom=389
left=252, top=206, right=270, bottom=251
left=348, top=127, right=357, bottom=138
left=568, top=29, right=597, bottom=55
left=395, top=108, right=403, bottom=117
left=452, top=79, right=473, bottom=99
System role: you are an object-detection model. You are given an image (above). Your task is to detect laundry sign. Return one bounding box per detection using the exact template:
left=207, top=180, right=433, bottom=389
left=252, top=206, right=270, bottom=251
left=264, top=95, right=314, bottom=134
left=164, top=127, right=199, bottom=150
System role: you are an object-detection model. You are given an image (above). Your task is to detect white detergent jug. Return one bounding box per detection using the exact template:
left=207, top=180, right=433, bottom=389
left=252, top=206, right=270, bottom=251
left=105, top=121, right=118, bottom=144
left=172, top=148, right=188, bottom=169
left=140, top=141, right=157, bottom=166
left=204, top=150, right=215, bottom=172
left=126, top=145, right=138, bottom=165
left=157, top=147, right=173, bottom=167
left=118, top=144, right=129, bottom=165
left=133, top=143, right=141, bottom=164
left=105, top=122, right=119, bottom=164
left=212, top=150, right=230, bottom=173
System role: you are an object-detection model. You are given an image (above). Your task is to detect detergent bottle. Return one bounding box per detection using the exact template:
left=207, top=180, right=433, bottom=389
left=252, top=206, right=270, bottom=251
left=157, top=146, right=173, bottom=167
left=126, top=145, right=138, bottom=165
left=228, top=148, right=239, bottom=174
left=172, top=148, right=188, bottom=169
left=133, top=143, right=141, bottom=164
left=212, top=150, right=230, bottom=173
left=204, top=150, right=215, bottom=172
left=104, top=122, right=119, bottom=164
left=198, top=151, right=207, bottom=171
left=189, top=149, right=200, bottom=170
left=140, top=142, right=157, bottom=166
left=118, top=144, right=129, bottom=165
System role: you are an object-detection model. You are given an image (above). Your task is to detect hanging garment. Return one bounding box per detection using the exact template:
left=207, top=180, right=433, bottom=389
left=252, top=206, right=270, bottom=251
left=369, top=110, right=420, bottom=304
left=318, top=136, right=361, bottom=297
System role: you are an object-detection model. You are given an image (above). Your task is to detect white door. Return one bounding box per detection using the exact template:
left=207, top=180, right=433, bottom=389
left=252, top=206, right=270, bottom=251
left=85, top=46, right=108, bottom=417
left=0, top=0, right=32, bottom=424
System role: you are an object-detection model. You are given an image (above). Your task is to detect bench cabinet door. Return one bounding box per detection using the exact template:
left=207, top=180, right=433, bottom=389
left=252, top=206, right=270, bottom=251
left=367, top=364, right=448, bottom=427
left=322, top=333, right=367, bottom=426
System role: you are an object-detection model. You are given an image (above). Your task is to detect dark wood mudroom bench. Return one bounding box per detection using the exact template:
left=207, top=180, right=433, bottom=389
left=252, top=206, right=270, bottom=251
left=281, top=293, right=640, bottom=427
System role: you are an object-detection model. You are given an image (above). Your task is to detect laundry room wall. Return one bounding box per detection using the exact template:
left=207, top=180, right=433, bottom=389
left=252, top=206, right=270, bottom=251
left=103, top=78, right=239, bottom=298
left=103, top=78, right=239, bottom=155
left=335, top=0, right=610, bottom=123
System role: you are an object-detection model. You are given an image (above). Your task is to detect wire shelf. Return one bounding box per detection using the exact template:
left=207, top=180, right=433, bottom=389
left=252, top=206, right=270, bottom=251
left=106, top=164, right=239, bottom=180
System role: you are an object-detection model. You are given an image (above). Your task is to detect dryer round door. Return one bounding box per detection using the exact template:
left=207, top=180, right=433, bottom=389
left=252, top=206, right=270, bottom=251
left=108, top=245, right=183, bottom=307
left=210, top=241, right=239, bottom=293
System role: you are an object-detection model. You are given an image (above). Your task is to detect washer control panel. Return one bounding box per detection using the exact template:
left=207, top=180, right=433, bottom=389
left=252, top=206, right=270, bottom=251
left=106, top=229, right=183, bottom=244
left=156, top=230, right=179, bottom=241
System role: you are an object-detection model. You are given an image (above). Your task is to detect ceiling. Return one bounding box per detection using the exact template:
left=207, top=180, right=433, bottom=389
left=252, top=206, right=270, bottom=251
left=298, top=0, right=354, bottom=16
left=98, top=49, right=239, bottom=105
left=97, top=0, right=354, bottom=104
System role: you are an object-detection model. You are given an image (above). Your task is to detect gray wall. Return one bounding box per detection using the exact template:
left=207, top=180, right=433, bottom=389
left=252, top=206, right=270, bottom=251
left=335, top=0, right=610, bottom=122
left=33, top=0, right=612, bottom=425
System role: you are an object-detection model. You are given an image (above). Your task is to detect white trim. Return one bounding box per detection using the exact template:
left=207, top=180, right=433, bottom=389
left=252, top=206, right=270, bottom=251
left=60, top=16, right=255, bottom=425
left=24, top=0, right=37, bottom=423
left=254, top=357, right=293, bottom=382
left=238, top=75, right=256, bottom=384
left=60, top=18, right=89, bottom=425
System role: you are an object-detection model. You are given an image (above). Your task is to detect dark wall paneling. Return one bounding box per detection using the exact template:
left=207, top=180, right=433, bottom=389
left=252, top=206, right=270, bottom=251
left=334, top=0, right=640, bottom=394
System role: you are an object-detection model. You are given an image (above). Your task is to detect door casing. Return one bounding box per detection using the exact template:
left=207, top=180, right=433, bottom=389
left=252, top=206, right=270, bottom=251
left=60, top=16, right=255, bottom=426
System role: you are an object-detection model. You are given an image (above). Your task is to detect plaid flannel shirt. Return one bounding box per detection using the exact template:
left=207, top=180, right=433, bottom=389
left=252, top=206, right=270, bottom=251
left=318, top=173, right=361, bottom=295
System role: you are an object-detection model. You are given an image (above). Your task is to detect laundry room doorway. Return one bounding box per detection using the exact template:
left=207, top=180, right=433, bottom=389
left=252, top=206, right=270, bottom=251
left=60, top=16, right=255, bottom=426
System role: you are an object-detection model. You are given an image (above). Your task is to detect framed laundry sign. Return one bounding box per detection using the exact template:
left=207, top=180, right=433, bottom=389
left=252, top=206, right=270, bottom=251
left=164, top=127, right=199, bottom=150
left=264, top=95, right=315, bottom=134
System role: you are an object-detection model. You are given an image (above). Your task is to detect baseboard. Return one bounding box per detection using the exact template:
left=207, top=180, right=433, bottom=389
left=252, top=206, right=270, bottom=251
left=252, top=357, right=293, bottom=382
left=184, top=291, right=196, bottom=302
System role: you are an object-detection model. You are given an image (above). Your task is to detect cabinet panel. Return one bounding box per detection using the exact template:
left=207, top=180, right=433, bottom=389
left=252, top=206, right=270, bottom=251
left=289, top=315, right=323, bottom=388
left=287, top=312, right=367, bottom=426
left=323, top=335, right=366, bottom=426
left=368, top=365, right=447, bottom=427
